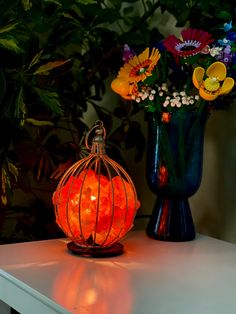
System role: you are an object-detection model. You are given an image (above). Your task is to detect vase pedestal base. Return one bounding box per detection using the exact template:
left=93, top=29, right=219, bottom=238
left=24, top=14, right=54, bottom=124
left=146, top=197, right=195, bottom=242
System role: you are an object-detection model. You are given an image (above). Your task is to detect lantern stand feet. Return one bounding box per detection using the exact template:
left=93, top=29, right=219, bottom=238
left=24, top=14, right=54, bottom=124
left=67, top=242, right=124, bottom=257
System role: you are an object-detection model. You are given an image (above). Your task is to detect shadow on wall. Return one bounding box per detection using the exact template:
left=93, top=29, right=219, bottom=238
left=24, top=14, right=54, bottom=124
left=190, top=104, right=236, bottom=243
left=217, top=105, right=236, bottom=243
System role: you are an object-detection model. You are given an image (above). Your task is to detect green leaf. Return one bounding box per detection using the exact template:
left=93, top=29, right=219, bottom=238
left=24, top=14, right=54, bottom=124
left=215, top=11, right=232, bottom=20
left=6, top=160, right=19, bottom=183
left=21, top=0, right=32, bottom=11
left=15, top=88, right=26, bottom=125
left=33, top=88, right=64, bottom=116
left=0, top=37, right=23, bottom=53
left=94, top=8, right=121, bottom=25
left=74, top=0, right=96, bottom=4
left=27, top=50, right=44, bottom=70
left=123, top=6, right=135, bottom=15
left=0, top=23, right=18, bottom=34
left=26, top=118, right=54, bottom=127
left=43, top=0, right=62, bottom=6
left=106, top=0, right=122, bottom=10
left=175, top=8, right=191, bottom=27
left=120, top=32, right=148, bottom=46
left=33, top=59, right=71, bottom=75
left=62, top=12, right=81, bottom=24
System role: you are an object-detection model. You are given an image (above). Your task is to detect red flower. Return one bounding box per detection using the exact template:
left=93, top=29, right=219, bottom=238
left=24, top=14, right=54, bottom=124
left=159, top=165, right=168, bottom=186
left=162, top=112, right=171, bottom=123
left=163, top=28, right=214, bottom=58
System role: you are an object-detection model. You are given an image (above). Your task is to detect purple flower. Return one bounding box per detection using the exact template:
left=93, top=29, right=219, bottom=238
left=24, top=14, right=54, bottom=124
left=122, top=44, right=135, bottom=62
left=217, top=45, right=233, bottom=66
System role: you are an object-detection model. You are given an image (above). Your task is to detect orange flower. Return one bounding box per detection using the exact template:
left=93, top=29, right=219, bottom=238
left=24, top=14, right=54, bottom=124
left=111, top=78, right=138, bottom=100
left=117, top=47, right=160, bottom=83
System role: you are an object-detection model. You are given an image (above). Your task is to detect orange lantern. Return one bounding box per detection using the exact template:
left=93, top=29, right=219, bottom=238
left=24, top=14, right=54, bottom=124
left=52, top=120, right=140, bottom=257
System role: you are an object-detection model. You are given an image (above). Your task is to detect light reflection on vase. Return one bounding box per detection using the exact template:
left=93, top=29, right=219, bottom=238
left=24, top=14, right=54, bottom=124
left=52, top=259, right=132, bottom=314
left=146, top=109, right=209, bottom=241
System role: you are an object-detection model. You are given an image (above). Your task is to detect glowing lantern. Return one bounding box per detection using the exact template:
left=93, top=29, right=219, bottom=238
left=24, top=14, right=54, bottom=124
left=52, top=120, right=140, bottom=257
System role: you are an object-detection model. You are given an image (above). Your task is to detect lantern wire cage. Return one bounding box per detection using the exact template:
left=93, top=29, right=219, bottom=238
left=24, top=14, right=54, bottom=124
left=53, top=120, right=140, bottom=257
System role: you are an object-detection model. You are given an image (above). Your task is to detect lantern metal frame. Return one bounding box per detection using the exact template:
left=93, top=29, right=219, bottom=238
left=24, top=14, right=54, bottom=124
left=53, top=121, right=139, bottom=257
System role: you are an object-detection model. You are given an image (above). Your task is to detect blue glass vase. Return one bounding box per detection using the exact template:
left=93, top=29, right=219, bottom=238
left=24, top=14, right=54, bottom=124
left=146, top=109, right=209, bottom=241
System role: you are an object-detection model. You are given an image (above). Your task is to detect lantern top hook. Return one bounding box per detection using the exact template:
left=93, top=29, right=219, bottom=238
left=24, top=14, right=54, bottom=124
left=85, top=120, right=106, bottom=152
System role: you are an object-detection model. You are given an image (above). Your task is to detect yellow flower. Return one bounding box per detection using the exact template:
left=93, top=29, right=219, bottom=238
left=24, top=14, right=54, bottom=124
left=192, top=61, right=235, bottom=101
left=117, top=47, right=160, bottom=83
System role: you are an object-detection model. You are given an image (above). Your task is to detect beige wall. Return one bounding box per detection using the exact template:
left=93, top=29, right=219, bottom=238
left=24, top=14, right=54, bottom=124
left=191, top=105, right=236, bottom=242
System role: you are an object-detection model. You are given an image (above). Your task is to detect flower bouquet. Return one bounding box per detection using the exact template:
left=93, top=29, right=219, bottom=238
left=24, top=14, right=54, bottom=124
left=110, top=23, right=236, bottom=241
left=111, top=23, right=235, bottom=112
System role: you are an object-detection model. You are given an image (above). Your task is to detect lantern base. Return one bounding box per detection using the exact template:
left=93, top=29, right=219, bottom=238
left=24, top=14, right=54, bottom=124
left=67, top=241, right=124, bottom=257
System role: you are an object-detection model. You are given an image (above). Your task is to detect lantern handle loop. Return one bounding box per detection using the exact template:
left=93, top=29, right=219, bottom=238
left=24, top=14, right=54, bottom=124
left=85, top=120, right=106, bottom=151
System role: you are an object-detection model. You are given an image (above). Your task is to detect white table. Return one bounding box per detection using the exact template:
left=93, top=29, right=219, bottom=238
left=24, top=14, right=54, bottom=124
left=1, top=231, right=236, bottom=314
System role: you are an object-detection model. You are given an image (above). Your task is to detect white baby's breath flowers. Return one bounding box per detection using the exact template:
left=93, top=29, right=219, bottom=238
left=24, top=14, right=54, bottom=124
left=160, top=89, right=198, bottom=108
left=209, top=46, right=223, bottom=57
left=133, top=86, right=157, bottom=103
left=161, top=83, right=168, bottom=92
left=133, top=83, right=200, bottom=109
